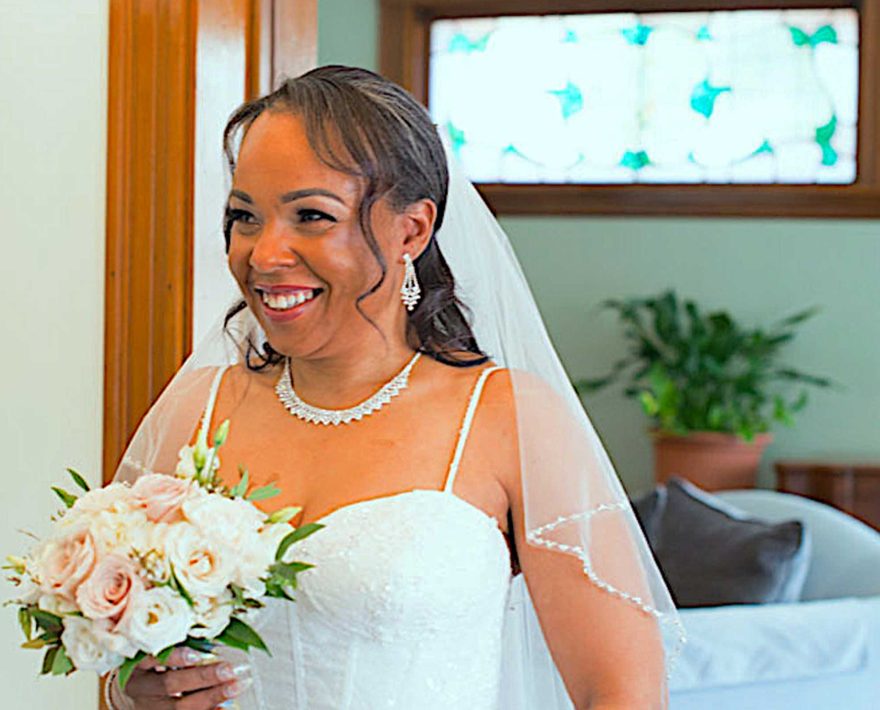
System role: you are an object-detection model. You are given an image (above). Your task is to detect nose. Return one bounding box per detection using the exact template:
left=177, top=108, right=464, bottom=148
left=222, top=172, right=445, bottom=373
left=248, top=220, right=300, bottom=273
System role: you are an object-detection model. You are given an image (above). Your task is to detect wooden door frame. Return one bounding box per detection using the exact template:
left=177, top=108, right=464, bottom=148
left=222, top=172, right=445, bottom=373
left=102, top=0, right=317, bottom=486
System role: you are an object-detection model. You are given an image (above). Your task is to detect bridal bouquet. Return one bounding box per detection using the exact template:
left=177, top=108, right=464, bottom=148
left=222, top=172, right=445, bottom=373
left=5, top=420, right=321, bottom=690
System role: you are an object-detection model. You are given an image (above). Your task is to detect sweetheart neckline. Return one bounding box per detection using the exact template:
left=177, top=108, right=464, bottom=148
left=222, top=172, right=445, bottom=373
left=308, top=489, right=507, bottom=542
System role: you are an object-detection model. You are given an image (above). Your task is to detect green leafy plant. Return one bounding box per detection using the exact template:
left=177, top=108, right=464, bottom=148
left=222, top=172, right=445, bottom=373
left=574, top=290, right=836, bottom=441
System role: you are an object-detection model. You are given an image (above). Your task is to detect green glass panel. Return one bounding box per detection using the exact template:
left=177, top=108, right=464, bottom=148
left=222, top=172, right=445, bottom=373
left=548, top=81, right=583, bottom=120
left=449, top=32, right=491, bottom=53
left=621, top=24, right=652, bottom=46
left=690, top=79, right=732, bottom=119
left=620, top=150, right=651, bottom=170
left=445, top=121, right=466, bottom=155
left=816, top=115, right=839, bottom=166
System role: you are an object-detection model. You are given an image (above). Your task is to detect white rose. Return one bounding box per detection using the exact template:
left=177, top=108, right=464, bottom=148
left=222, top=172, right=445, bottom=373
left=231, top=531, right=270, bottom=598
left=183, top=496, right=263, bottom=546
left=88, top=509, right=151, bottom=557
left=165, top=523, right=234, bottom=598
left=118, top=586, right=194, bottom=656
left=61, top=617, right=124, bottom=675
left=190, top=591, right=233, bottom=639
left=70, top=483, right=134, bottom=516
left=38, top=593, right=79, bottom=615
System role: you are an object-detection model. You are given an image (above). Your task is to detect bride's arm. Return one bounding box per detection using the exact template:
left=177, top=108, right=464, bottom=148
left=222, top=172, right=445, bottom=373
left=486, top=371, right=668, bottom=710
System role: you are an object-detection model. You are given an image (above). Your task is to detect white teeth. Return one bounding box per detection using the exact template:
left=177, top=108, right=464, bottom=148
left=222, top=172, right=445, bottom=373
left=261, top=289, right=315, bottom=310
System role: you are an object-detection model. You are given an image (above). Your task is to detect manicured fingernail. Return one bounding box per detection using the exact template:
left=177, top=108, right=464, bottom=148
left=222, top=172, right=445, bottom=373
left=224, top=675, right=254, bottom=697
left=180, top=648, right=217, bottom=664
left=217, top=662, right=251, bottom=681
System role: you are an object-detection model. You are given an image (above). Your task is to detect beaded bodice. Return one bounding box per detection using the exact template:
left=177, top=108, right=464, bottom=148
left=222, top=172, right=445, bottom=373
left=202, top=364, right=513, bottom=709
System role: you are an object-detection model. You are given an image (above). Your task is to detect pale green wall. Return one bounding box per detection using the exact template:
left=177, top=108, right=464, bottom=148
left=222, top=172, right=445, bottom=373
left=318, top=1, right=880, bottom=494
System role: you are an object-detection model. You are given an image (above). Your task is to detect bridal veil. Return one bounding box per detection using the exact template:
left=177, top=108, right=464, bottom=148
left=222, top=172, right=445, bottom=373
left=112, top=76, right=684, bottom=708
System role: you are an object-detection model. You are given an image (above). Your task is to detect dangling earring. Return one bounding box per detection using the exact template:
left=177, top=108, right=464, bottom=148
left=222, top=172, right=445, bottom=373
left=400, top=253, right=421, bottom=311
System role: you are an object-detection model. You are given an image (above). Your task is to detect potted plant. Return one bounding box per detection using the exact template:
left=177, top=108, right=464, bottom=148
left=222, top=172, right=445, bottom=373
left=575, top=290, right=835, bottom=490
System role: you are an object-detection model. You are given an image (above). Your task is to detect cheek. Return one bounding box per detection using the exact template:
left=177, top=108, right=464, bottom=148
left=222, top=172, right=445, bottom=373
left=226, top=239, right=251, bottom=286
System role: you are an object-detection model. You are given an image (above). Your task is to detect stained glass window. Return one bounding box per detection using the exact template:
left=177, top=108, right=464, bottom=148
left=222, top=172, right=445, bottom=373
left=428, top=9, right=859, bottom=184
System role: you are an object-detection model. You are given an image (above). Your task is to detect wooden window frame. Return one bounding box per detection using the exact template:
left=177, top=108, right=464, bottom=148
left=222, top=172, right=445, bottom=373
left=380, top=0, right=880, bottom=217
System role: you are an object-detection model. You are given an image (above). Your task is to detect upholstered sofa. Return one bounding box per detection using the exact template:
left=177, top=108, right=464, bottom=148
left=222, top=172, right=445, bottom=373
left=669, top=489, right=880, bottom=710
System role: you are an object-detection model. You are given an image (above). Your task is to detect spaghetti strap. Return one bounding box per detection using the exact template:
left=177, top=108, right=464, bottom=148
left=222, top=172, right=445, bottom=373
left=443, top=366, right=502, bottom=494
left=197, top=364, right=229, bottom=443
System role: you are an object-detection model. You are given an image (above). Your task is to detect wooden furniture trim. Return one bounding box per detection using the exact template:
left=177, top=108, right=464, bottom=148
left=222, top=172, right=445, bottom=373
left=380, top=0, right=880, bottom=217
left=103, top=0, right=317, bottom=488
left=775, top=459, right=880, bottom=531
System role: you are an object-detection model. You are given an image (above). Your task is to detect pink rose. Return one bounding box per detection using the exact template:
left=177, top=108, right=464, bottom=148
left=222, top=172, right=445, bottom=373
left=75, top=553, right=143, bottom=623
left=37, top=528, right=97, bottom=601
left=131, top=474, right=197, bottom=523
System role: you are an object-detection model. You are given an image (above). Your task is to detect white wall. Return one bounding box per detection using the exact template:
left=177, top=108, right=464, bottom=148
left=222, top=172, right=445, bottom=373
left=0, top=1, right=107, bottom=707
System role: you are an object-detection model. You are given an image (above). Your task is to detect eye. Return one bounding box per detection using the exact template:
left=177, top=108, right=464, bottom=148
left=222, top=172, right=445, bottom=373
left=298, top=208, right=336, bottom=224
left=225, top=207, right=256, bottom=225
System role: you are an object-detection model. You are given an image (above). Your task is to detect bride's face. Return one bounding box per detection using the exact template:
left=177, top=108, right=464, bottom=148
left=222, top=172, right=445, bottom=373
left=226, top=110, right=420, bottom=360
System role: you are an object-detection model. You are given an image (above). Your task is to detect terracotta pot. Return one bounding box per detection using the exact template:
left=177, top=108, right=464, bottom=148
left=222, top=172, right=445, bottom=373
left=651, top=430, right=773, bottom=491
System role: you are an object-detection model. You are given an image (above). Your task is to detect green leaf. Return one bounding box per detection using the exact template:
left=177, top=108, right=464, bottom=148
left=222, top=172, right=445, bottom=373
left=22, top=632, right=57, bottom=650
left=66, top=468, right=91, bottom=492
left=169, top=565, right=195, bottom=608
left=51, top=645, right=74, bottom=675
left=266, top=506, right=302, bottom=525
left=265, top=583, right=296, bottom=601
left=51, top=487, right=78, bottom=509
left=270, top=561, right=314, bottom=582
left=41, top=646, right=59, bottom=675
left=216, top=617, right=269, bottom=654
left=275, top=523, right=324, bottom=561
left=156, top=646, right=175, bottom=662
left=774, top=306, right=820, bottom=330
left=183, top=637, right=217, bottom=654
left=31, top=609, right=63, bottom=635
left=215, top=633, right=251, bottom=652
left=639, top=391, right=659, bottom=417
left=18, top=607, right=33, bottom=641
left=246, top=484, right=281, bottom=502
left=118, top=651, right=147, bottom=691
left=230, top=469, right=250, bottom=499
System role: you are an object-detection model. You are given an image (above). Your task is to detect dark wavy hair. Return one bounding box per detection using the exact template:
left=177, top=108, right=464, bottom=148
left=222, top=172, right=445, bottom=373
left=221, top=65, right=488, bottom=370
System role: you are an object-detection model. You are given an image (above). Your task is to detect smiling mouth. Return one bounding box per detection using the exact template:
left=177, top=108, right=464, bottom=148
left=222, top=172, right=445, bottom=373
left=256, top=287, right=323, bottom=312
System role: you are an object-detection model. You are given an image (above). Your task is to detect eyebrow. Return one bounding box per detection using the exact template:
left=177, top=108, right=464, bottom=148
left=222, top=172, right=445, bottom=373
left=229, top=188, right=347, bottom=205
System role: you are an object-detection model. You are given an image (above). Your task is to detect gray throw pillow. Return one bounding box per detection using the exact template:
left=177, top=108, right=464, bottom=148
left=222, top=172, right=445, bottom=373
left=632, top=478, right=811, bottom=608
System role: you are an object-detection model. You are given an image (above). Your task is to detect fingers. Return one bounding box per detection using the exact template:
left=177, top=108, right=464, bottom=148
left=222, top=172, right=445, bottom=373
left=127, top=660, right=250, bottom=697
left=132, top=676, right=250, bottom=710
left=138, top=647, right=218, bottom=671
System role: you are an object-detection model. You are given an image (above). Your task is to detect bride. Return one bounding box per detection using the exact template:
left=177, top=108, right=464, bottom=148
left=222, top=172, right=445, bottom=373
left=107, top=65, right=682, bottom=709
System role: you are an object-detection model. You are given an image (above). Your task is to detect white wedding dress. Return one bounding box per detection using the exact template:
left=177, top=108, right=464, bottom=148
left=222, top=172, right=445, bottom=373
left=204, top=364, right=518, bottom=709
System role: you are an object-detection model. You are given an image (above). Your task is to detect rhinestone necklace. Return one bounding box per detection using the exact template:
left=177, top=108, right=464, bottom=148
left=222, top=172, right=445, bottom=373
left=275, top=352, right=422, bottom=426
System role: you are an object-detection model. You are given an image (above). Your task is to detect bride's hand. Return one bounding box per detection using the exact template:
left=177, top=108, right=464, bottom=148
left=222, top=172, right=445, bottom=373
left=117, top=647, right=251, bottom=709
